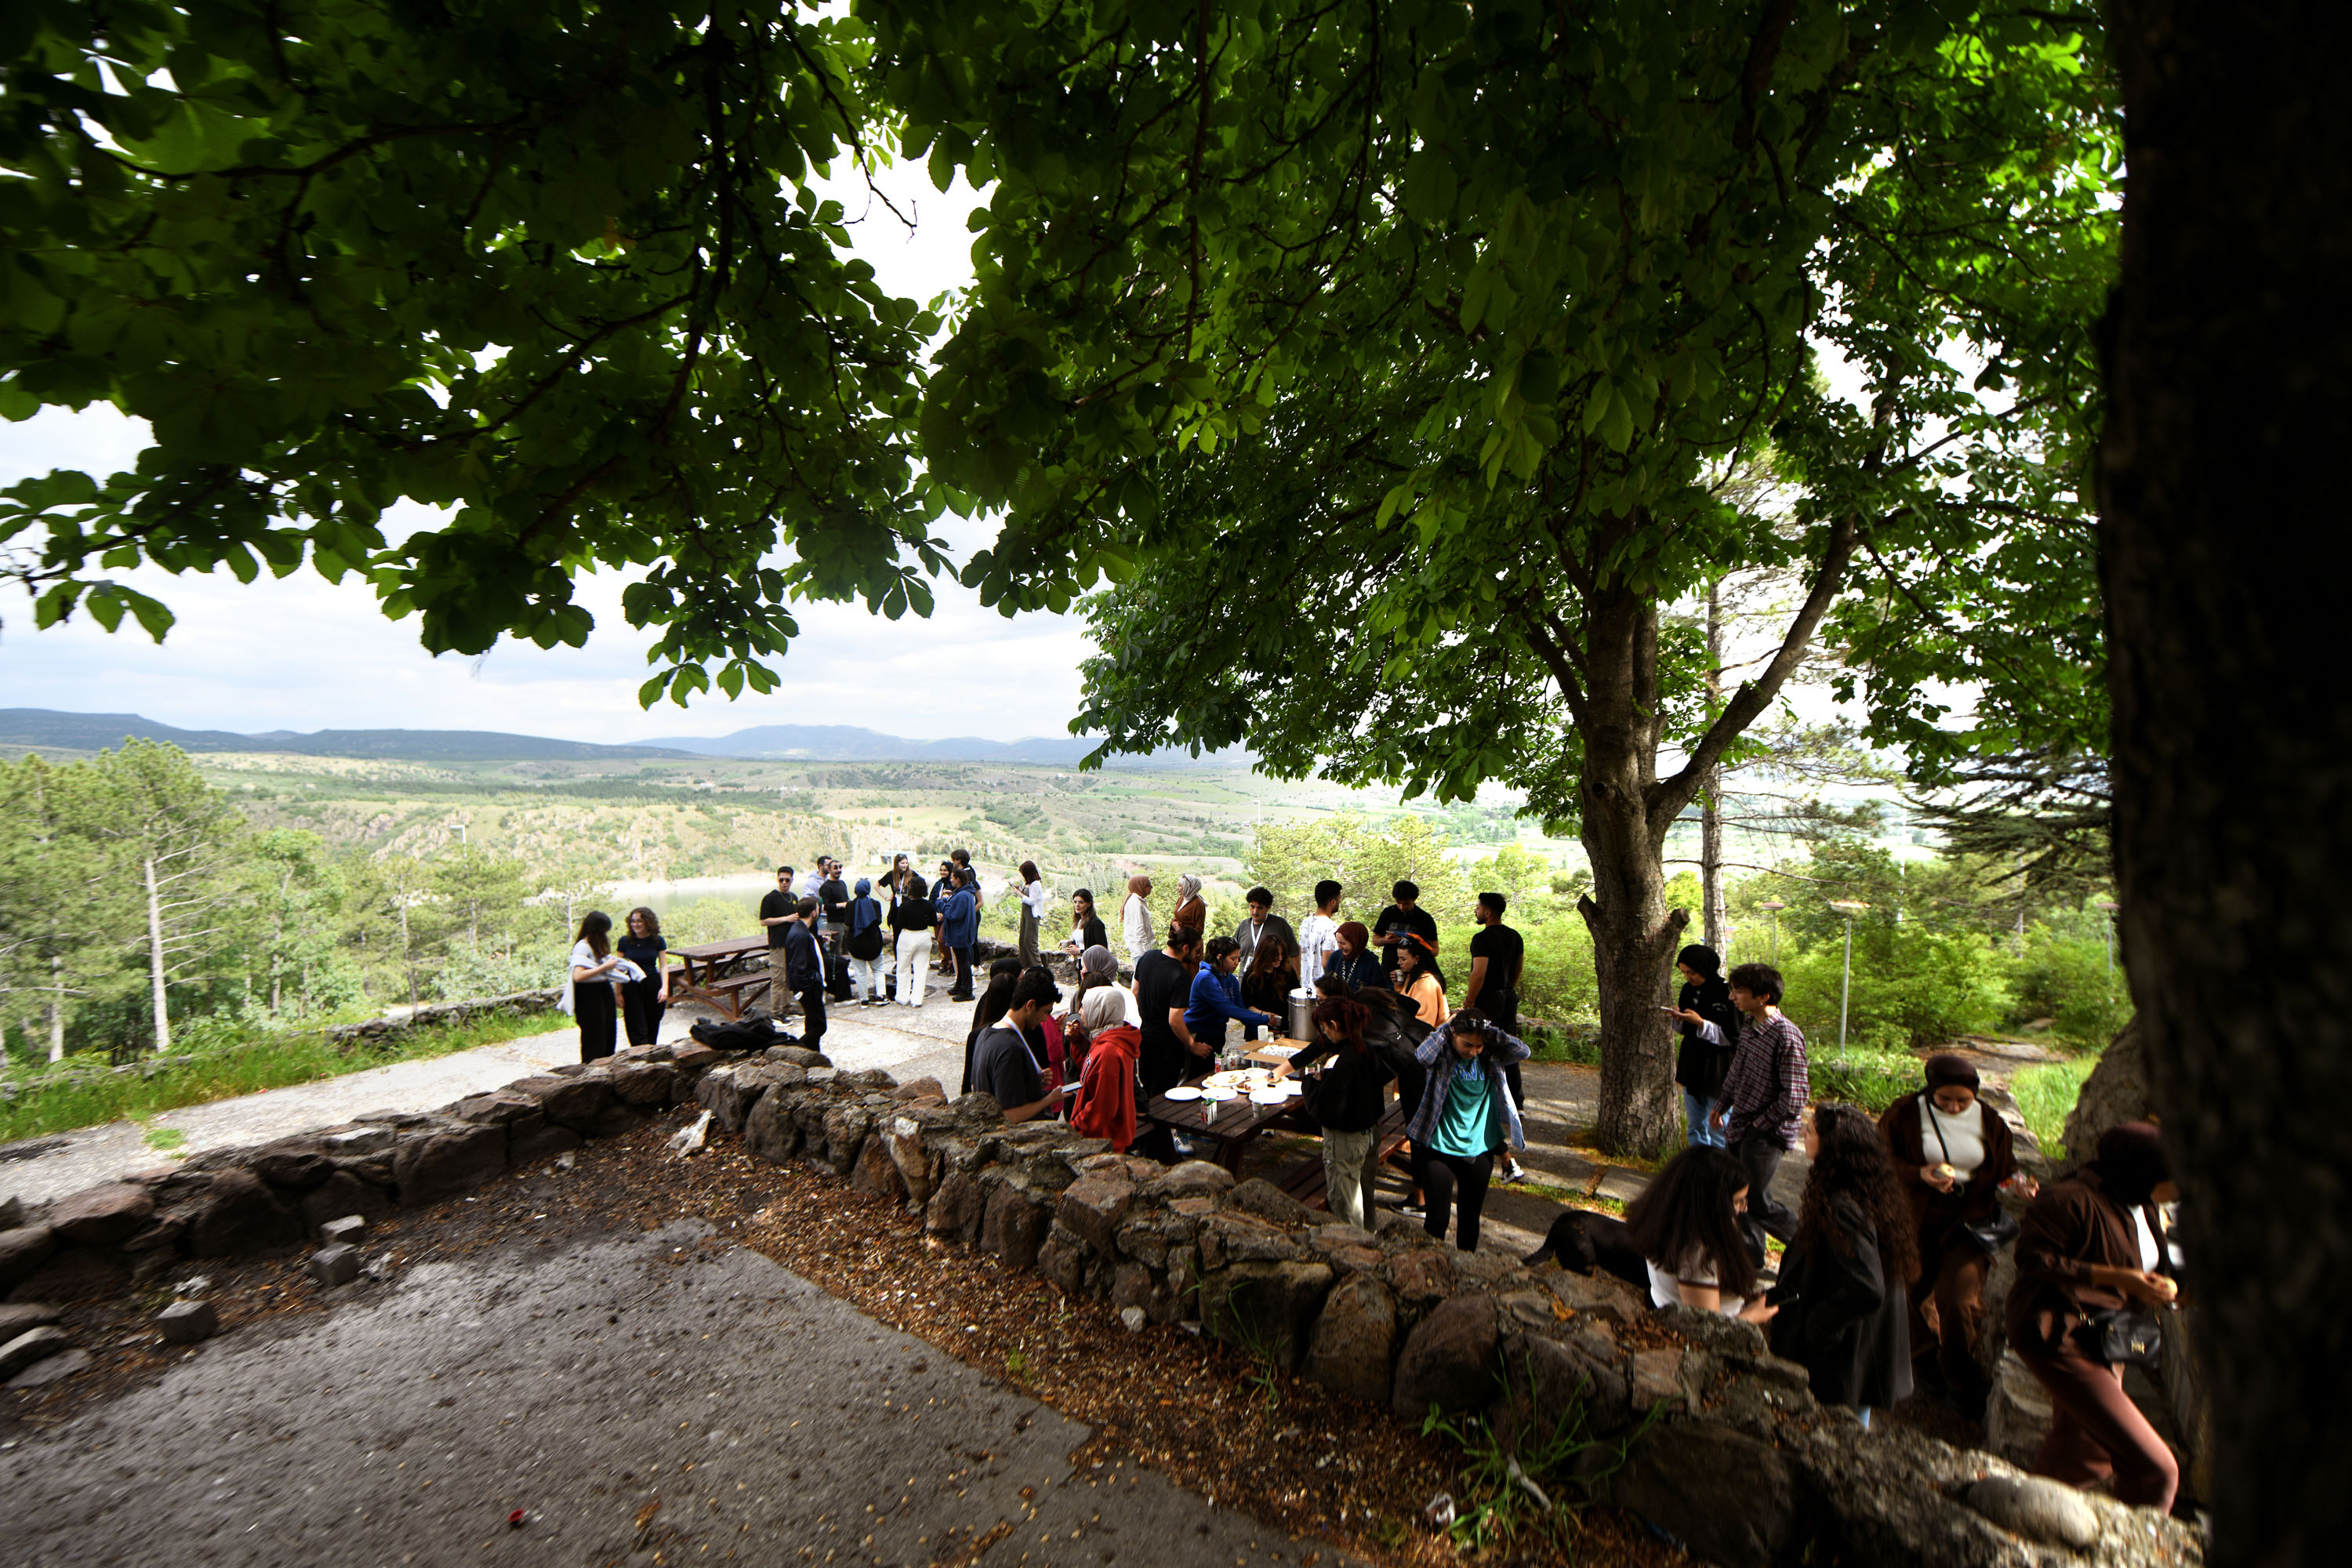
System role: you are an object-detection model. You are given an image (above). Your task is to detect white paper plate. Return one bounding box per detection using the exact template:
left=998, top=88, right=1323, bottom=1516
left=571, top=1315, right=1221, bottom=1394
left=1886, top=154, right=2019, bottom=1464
left=1163, top=1086, right=1203, bottom=1101
left=1200, top=1086, right=1240, bottom=1102
left=1282, top=1080, right=1305, bottom=1096
left=1249, top=1088, right=1289, bottom=1105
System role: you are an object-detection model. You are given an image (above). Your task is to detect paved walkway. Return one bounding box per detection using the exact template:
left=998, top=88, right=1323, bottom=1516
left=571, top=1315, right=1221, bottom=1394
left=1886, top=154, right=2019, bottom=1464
left=2, top=1216, right=1350, bottom=1568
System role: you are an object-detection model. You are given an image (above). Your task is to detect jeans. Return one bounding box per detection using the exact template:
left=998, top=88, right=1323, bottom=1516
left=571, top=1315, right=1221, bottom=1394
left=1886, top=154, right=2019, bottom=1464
left=893, top=931, right=933, bottom=1007
left=1323, top=1127, right=1377, bottom=1229
left=847, top=953, right=884, bottom=1002
left=1684, top=1089, right=1726, bottom=1149
left=1421, top=1149, right=1497, bottom=1251
left=1734, top=1130, right=1798, bottom=1264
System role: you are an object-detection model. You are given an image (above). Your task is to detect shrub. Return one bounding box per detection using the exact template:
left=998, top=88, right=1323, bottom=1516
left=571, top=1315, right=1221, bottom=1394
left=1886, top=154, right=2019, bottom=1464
left=2009, top=914, right=2133, bottom=1047
left=1809, top=1047, right=1922, bottom=1114
left=2012, top=1055, right=2100, bottom=1158
left=1778, top=924, right=2008, bottom=1053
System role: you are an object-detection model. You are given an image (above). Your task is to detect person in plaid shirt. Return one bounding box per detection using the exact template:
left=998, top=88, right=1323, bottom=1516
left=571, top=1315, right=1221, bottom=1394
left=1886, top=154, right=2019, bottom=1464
left=1677, top=961, right=1809, bottom=1265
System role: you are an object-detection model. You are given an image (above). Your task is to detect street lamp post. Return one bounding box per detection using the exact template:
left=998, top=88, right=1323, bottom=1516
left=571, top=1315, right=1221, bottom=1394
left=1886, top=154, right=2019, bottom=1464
left=1761, top=900, right=1787, bottom=963
left=1828, top=900, right=1871, bottom=1058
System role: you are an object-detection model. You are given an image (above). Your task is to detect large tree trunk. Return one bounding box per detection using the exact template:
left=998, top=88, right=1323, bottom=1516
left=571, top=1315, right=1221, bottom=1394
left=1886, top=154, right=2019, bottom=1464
left=143, top=855, right=172, bottom=1055
left=1578, top=585, right=1686, bottom=1156
left=2099, top=3, right=2350, bottom=1559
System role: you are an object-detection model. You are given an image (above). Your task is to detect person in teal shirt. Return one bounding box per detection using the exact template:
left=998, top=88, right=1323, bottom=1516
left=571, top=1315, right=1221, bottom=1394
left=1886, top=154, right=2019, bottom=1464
left=1404, top=1010, right=1530, bottom=1251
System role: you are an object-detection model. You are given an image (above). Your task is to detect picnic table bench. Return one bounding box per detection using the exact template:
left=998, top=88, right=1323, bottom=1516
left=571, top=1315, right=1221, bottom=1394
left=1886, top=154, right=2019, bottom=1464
left=670, top=935, right=775, bottom=1021
left=1273, top=1100, right=1411, bottom=1213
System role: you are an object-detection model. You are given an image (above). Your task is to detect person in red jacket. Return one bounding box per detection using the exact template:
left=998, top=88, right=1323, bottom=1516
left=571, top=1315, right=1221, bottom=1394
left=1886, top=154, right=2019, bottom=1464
left=1068, top=985, right=1142, bottom=1150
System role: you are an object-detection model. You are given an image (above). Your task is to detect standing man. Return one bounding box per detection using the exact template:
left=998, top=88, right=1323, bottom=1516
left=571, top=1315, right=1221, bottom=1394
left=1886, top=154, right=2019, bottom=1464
left=1134, top=924, right=1207, bottom=1104
left=1297, top=880, right=1344, bottom=992
left=1461, top=891, right=1529, bottom=1183
left=758, top=865, right=797, bottom=967
left=817, top=858, right=852, bottom=1000
left=1232, top=886, right=1298, bottom=973
left=1371, top=880, right=1439, bottom=985
left=1708, top=962, right=1809, bottom=1266
left=781, top=895, right=827, bottom=1053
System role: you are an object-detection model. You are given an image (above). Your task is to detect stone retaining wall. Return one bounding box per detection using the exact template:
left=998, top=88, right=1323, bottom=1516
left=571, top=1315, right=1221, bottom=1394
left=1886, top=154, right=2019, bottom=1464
left=0, top=1046, right=2201, bottom=1568
left=323, top=988, right=564, bottom=1045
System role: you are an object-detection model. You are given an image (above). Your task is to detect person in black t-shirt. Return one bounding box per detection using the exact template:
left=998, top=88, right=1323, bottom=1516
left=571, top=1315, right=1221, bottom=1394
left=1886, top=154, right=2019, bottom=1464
left=969, top=967, right=1065, bottom=1123
left=615, top=906, right=670, bottom=1047
left=1371, top=880, right=1439, bottom=984
left=816, top=858, right=852, bottom=1000
left=1133, top=924, right=1206, bottom=1102
left=757, top=865, right=797, bottom=949
left=1464, top=891, right=1529, bottom=1182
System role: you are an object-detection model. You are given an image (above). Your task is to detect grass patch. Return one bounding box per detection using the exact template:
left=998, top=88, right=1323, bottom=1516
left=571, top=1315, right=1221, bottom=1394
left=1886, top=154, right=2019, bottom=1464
left=1809, top=1045, right=1921, bottom=1113
left=1523, top=1022, right=1600, bottom=1065
left=2011, top=1054, right=2099, bottom=1160
left=140, top=1124, right=187, bottom=1152
left=0, top=1009, right=561, bottom=1143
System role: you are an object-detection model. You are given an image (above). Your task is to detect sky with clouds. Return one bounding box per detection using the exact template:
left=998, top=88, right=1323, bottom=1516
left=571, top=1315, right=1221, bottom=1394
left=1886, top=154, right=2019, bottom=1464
left=0, top=168, right=1103, bottom=746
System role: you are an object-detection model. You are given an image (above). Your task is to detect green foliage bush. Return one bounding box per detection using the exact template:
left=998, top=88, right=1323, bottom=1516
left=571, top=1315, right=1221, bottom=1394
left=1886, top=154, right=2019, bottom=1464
left=1809, top=1047, right=1925, bottom=1114
left=2011, top=1055, right=2100, bottom=1158
left=2009, top=913, right=2132, bottom=1047
left=1778, top=924, right=2009, bottom=1054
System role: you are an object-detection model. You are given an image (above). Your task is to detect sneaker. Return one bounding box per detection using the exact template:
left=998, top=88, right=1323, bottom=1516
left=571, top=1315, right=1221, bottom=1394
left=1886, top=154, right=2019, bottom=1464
left=1500, top=1161, right=1528, bottom=1184
left=1399, top=1205, right=1425, bottom=1220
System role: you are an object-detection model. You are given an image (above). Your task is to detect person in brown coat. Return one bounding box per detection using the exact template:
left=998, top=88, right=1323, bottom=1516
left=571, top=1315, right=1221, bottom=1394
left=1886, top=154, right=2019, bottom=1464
left=2002, top=1122, right=2181, bottom=1511
left=1878, top=1054, right=2026, bottom=1414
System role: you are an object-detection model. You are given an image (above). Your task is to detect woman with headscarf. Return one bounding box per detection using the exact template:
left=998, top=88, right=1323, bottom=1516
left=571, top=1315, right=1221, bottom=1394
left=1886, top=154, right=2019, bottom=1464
left=1668, top=944, right=1739, bottom=1149
left=843, top=877, right=887, bottom=1006
left=1171, top=873, right=1207, bottom=939
left=1768, top=1102, right=1918, bottom=1415
left=1068, top=985, right=1143, bottom=1149
left=1121, top=874, right=1155, bottom=964
left=1326, top=921, right=1388, bottom=991
left=2005, top=1123, right=2180, bottom=1511
left=1877, top=1054, right=2025, bottom=1414
left=1396, top=933, right=1450, bottom=1029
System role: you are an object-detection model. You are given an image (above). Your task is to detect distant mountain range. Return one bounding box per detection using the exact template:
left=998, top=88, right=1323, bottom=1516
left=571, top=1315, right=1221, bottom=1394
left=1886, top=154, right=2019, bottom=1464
left=0, top=709, right=1238, bottom=768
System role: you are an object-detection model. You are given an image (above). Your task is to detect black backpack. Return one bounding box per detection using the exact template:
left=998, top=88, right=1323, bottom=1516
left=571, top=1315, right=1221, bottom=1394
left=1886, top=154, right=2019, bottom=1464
left=689, top=1011, right=793, bottom=1052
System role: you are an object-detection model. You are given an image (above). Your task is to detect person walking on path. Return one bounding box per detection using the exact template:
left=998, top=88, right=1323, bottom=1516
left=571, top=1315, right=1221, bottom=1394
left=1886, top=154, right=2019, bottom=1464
left=1017, top=859, right=1049, bottom=967
left=1461, top=892, right=1528, bottom=1182
left=1668, top=944, right=1739, bottom=1150
left=1185, top=935, right=1279, bottom=1057
left=1625, top=1145, right=1773, bottom=1320
left=1121, top=874, right=1156, bottom=964
left=1290, top=996, right=1393, bottom=1229
left=1297, top=880, right=1344, bottom=991
left=817, top=859, right=852, bottom=1000
left=1768, top=1102, right=1918, bottom=1417
left=888, top=872, right=938, bottom=1009
left=1403, top=1009, right=1529, bottom=1252
left=1700, top=961, right=1809, bottom=1265
left=1062, top=888, right=1109, bottom=955
left=615, top=907, right=670, bottom=1047
left=1171, top=873, right=1207, bottom=939
left=844, top=877, right=887, bottom=1006
left=1372, top=880, right=1439, bottom=985
left=2005, top=1123, right=2180, bottom=1512
left=565, top=911, right=626, bottom=1062
left=781, top=895, right=827, bottom=1052
left=1878, top=1054, right=2027, bottom=1416
left=938, top=869, right=982, bottom=1001
left=1068, top=985, right=1142, bottom=1150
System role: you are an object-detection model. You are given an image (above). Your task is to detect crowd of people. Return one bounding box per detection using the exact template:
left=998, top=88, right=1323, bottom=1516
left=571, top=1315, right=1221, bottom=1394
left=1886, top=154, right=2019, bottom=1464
left=561, top=862, right=2180, bottom=1516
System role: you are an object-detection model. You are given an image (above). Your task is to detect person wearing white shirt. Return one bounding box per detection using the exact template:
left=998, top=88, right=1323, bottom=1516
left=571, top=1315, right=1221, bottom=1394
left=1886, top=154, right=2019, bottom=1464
left=1296, top=878, right=1344, bottom=991
left=564, top=910, right=631, bottom=1062
left=1018, top=858, right=1050, bottom=967
left=1624, top=1144, right=1778, bottom=1325
left=1120, top=873, right=1155, bottom=964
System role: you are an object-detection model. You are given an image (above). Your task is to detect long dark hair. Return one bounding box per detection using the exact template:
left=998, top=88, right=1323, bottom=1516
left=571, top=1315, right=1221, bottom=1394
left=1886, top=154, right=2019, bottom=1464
left=1795, top=1102, right=1920, bottom=1284
left=1247, top=934, right=1296, bottom=985
left=1020, top=859, right=1042, bottom=886
left=1310, top=995, right=1370, bottom=1057
left=1397, top=934, right=1446, bottom=994
left=574, top=910, right=612, bottom=959
left=626, top=906, right=662, bottom=939
left=1624, top=1146, right=1757, bottom=1300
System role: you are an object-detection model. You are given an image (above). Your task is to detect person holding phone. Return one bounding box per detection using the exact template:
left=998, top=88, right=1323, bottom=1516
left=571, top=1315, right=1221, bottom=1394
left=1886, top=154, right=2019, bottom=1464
left=1666, top=944, right=1738, bottom=1149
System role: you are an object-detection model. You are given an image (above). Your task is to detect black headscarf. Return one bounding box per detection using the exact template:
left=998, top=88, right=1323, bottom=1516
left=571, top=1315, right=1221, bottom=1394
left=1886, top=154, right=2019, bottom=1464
left=1676, top=944, right=1722, bottom=979
left=1924, top=1053, right=1981, bottom=1092
left=2092, top=1121, right=2170, bottom=1207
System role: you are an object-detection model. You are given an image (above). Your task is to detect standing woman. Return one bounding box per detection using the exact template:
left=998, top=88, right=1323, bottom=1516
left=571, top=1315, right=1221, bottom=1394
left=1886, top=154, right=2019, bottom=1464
left=1396, top=934, right=1450, bottom=1029
left=566, top=911, right=625, bottom=1062
left=1063, top=887, right=1108, bottom=955
left=844, top=877, right=887, bottom=1006
left=889, top=872, right=938, bottom=1008
left=1670, top=945, right=1739, bottom=1149
left=1768, top=1102, right=1918, bottom=1416
left=1121, top=874, right=1156, bottom=964
left=2005, top=1123, right=2180, bottom=1511
left=1878, top=1054, right=2024, bottom=1415
left=1624, top=1146, right=1773, bottom=1320
left=1018, top=859, right=1049, bottom=967
left=1171, top=873, right=1207, bottom=939
left=1403, top=1010, right=1529, bottom=1251
left=1239, top=935, right=1298, bottom=1040
left=615, top=907, right=670, bottom=1047
left=1290, top=996, right=1393, bottom=1229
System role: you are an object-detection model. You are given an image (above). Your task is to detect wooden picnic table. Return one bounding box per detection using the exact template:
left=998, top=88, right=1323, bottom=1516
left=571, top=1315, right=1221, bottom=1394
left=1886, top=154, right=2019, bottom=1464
left=669, top=935, right=776, bottom=1021
left=1142, top=1046, right=1324, bottom=1174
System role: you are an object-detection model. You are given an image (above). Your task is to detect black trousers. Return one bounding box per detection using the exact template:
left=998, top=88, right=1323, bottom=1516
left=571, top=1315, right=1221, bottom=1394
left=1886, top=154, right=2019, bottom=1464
left=1421, top=1149, right=1496, bottom=1251
left=1484, top=997, right=1524, bottom=1120
left=619, top=978, right=665, bottom=1047
left=825, top=928, right=852, bottom=998
left=1736, top=1129, right=1798, bottom=1264
left=576, top=982, right=618, bottom=1062
left=798, top=986, right=827, bottom=1051
left=948, top=944, right=975, bottom=999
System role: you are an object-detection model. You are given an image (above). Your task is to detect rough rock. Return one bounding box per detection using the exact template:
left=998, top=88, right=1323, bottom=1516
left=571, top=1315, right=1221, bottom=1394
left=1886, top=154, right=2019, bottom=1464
left=1110, top=1262, right=1177, bottom=1325
left=850, top=1134, right=906, bottom=1203
left=1037, top=1222, right=1095, bottom=1298
left=1201, top=1260, right=1334, bottom=1367
left=608, top=1059, right=678, bottom=1106
left=391, top=1123, right=507, bottom=1209
left=672, top=1044, right=722, bottom=1071
left=248, top=1143, right=336, bottom=1190
left=1962, top=1475, right=2101, bottom=1551
left=0, top=1225, right=58, bottom=1290
left=190, top=1169, right=304, bottom=1256
left=7, top=1246, right=129, bottom=1303
left=452, top=1094, right=542, bottom=1127
left=2060, top=1018, right=2147, bottom=1173
left=531, top=1073, right=618, bottom=1132
left=843, top=1068, right=897, bottom=1092
left=1391, top=1293, right=1502, bottom=1417
left=0, top=1196, right=20, bottom=1229
left=817, top=1104, right=875, bottom=1178
left=1200, top=1212, right=1302, bottom=1269
left=0, top=1301, right=61, bottom=1341
left=319, top=1214, right=368, bottom=1247
left=1542, top=1264, right=1652, bottom=1325
left=1301, top=1271, right=1398, bottom=1404
left=1630, top=1348, right=1692, bottom=1412
left=307, top=1243, right=361, bottom=1287
left=158, top=1298, right=219, bottom=1343
left=884, top=1116, right=935, bottom=1209
left=1791, top=1420, right=2038, bottom=1568
left=1384, top=1248, right=1456, bottom=1311
left=926, top=1170, right=985, bottom=1247
left=6, top=1345, right=89, bottom=1388
left=1500, top=1329, right=1635, bottom=1435
left=891, top=1076, right=945, bottom=1101
left=1114, top=1216, right=1174, bottom=1271
left=0, top=1323, right=72, bottom=1380
left=981, top=1183, right=1051, bottom=1269
left=49, top=1183, right=154, bottom=1247
left=321, top=1126, right=399, bottom=1156
left=1602, top=1421, right=1803, bottom=1568
left=1984, top=1349, right=2055, bottom=1468
left=505, top=1113, right=583, bottom=1167
left=1225, top=1178, right=1315, bottom=1230
left=1055, top=1171, right=1135, bottom=1257
left=743, top=1092, right=802, bottom=1165
left=583, top=1101, right=649, bottom=1139
left=771, top=1046, right=830, bottom=1069
left=1167, top=1245, right=1203, bottom=1319
left=1142, top=1161, right=1236, bottom=1202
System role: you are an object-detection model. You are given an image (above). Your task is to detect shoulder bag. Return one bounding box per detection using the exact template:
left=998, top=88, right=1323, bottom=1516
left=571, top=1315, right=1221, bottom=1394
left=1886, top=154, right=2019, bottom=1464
left=2074, top=1306, right=2165, bottom=1368
left=1928, top=1103, right=2022, bottom=1253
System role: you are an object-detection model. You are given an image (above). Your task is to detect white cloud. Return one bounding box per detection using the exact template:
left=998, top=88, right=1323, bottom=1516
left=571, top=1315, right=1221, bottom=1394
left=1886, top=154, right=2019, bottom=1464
left=0, top=168, right=1096, bottom=743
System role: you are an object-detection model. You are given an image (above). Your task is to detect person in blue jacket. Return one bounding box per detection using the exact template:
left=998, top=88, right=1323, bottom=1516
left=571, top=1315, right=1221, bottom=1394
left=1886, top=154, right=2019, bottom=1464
left=1185, top=935, right=1279, bottom=1056
left=938, top=868, right=982, bottom=1000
